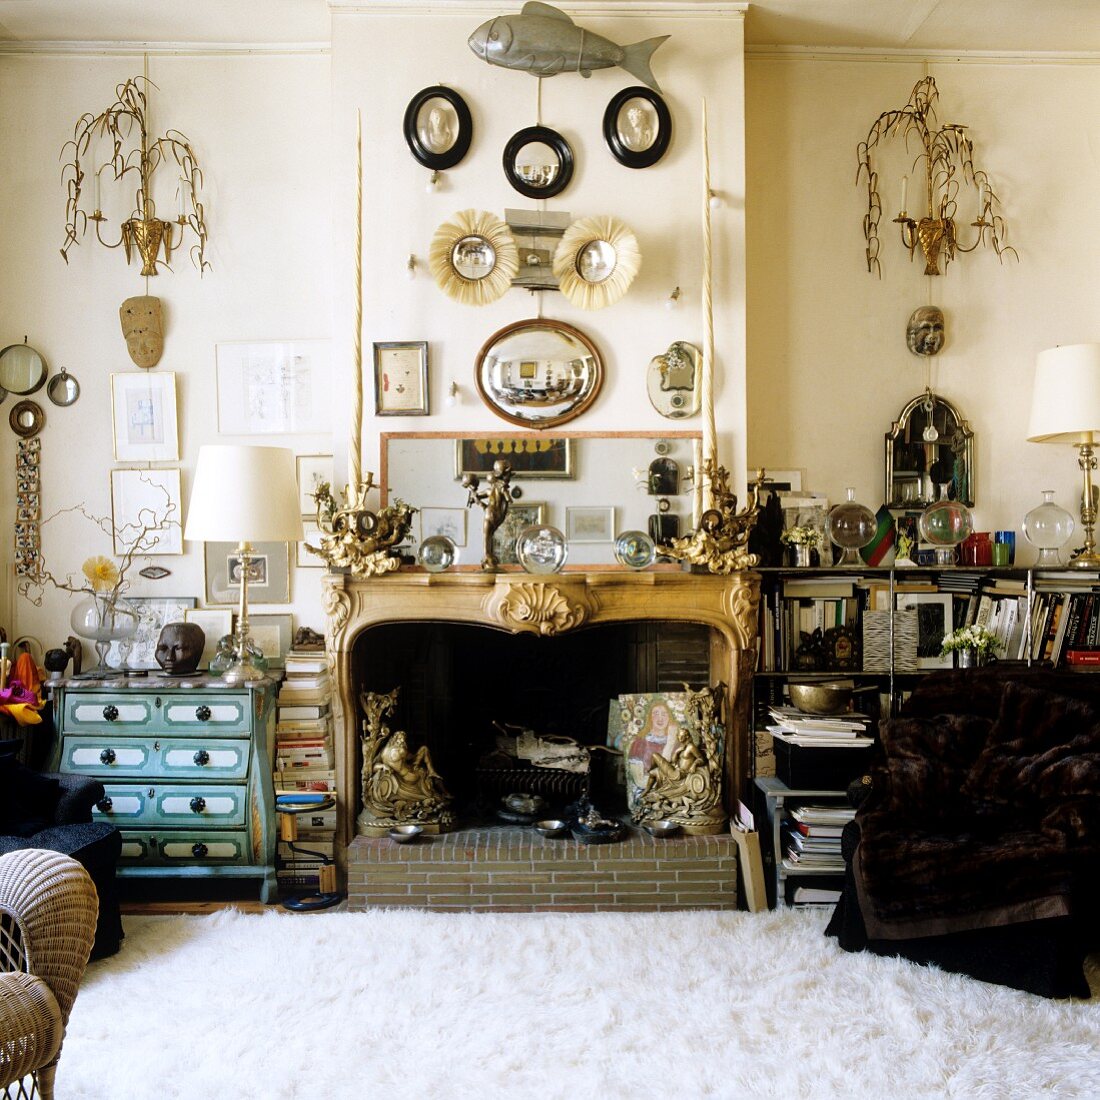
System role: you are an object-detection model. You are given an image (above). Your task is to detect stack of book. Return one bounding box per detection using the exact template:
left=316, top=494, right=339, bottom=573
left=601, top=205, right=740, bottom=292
left=767, top=706, right=874, bottom=748
left=272, top=642, right=337, bottom=895
left=781, top=803, right=855, bottom=887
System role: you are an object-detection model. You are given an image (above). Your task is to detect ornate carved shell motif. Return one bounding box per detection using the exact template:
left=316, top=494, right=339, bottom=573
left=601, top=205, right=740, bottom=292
left=497, top=583, right=589, bottom=636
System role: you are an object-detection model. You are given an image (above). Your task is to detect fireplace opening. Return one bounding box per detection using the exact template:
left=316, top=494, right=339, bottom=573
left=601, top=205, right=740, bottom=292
left=353, top=620, right=712, bottom=824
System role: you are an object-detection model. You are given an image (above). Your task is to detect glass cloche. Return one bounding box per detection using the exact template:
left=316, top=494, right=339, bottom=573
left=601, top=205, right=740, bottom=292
left=918, top=483, right=973, bottom=565
left=826, top=488, right=877, bottom=566
left=1022, top=490, right=1075, bottom=566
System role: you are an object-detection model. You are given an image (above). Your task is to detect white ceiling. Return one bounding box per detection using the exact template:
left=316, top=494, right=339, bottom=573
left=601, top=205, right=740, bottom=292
left=0, top=0, right=1096, bottom=52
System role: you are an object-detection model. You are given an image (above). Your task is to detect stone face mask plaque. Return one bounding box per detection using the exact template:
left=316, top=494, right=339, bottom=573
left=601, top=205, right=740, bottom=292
left=120, top=295, right=164, bottom=368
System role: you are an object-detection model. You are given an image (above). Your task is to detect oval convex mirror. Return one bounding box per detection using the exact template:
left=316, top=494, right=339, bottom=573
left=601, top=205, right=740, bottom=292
left=475, top=318, right=603, bottom=428
left=47, top=366, right=80, bottom=407
left=9, top=400, right=44, bottom=438
left=0, top=341, right=48, bottom=396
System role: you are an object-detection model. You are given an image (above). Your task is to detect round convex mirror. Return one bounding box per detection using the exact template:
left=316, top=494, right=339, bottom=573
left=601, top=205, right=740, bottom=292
left=0, top=342, right=48, bottom=395
left=9, top=400, right=44, bottom=438
left=576, top=240, right=617, bottom=284
left=451, top=235, right=497, bottom=281
left=47, top=366, right=80, bottom=407
left=503, top=126, right=574, bottom=199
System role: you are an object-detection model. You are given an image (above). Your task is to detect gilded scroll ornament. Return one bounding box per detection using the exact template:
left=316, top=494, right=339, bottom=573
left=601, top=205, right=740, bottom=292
left=496, top=582, right=589, bottom=636
left=633, top=683, right=727, bottom=835
left=357, top=687, right=455, bottom=836
left=310, top=474, right=415, bottom=578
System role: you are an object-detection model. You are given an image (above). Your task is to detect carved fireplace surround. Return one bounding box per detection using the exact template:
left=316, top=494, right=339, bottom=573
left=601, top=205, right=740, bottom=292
left=322, top=570, right=761, bottom=881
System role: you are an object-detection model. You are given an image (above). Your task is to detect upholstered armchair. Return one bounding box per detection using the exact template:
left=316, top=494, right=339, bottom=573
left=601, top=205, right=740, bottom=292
left=0, top=849, right=99, bottom=1100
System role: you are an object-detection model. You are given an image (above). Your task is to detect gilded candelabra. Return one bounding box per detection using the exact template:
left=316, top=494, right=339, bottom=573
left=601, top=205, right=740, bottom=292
left=60, top=77, right=210, bottom=276
left=310, top=474, right=416, bottom=578
left=659, top=464, right=764, bottom=574
left=857, top=76, right=1016, bottom=277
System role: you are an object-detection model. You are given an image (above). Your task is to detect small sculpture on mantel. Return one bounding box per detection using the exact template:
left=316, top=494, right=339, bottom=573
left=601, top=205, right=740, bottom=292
left=462, top=459, right=514, bottom=572
left=658, top=464, right=764, bottom=574
left=633, top=683, right=727, bottom=835
left=310, top=474, right=416, bottom=578
left=357, top=686, right=455, bottom=837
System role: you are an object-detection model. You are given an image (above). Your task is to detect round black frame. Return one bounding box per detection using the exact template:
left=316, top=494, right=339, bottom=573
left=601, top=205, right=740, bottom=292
left=403, top=85, right=473, bottom=172
left=502, top=125, right=574, bottom=199
left=602, top=86, right=672, bottom=169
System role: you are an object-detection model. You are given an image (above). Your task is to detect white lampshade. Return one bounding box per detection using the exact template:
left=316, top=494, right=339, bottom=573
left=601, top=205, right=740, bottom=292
left=184, top=445, right=304, bottom=543
left=1027, top=343, right=1100, bottom=443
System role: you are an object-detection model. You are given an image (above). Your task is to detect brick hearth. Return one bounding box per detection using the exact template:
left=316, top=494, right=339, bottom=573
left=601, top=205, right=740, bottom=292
left=347, top=826, right=739, bottom=912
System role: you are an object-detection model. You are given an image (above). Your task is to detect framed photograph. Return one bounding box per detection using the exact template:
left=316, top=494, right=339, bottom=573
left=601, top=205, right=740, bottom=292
left=373, top=341, right=429, bottom=416
left=296, top=521, right=325, bottom=568
left=111, top=372, right=179, bottom=461
left=492, top=502, right=545, bottom=566
left=566, top=506, right=616, bottom=543
left=455, top=437, right=574, bottom=480
left=896, top=593, right=954, bottom=669
left=296, top=454, right=333, bottom=516
left=105, top=596, right=197, bottom=670
left=239, top=613, right=293, bottom=670
left=110, top=468, right=183, bottom=555
left=215, top=340, right=332, bottom=434
left=419, top=507, right=467, bottom=548
left=183, top=608, right=233, bottom=670
left=204, top=540, right=290, bottom=605
left=403, top=85, right=473, bottom=172
left=602, top=87, right=672, bottom=170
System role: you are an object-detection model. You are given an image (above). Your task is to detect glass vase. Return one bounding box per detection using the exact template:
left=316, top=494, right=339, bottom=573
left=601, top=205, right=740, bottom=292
left=826, top=488, right=876, bottom=566
left=1022, top=490, right=1075, bottom=567
left=918, top=483, right=973, bottom=565
left=69, top=593, right=139, bottom=674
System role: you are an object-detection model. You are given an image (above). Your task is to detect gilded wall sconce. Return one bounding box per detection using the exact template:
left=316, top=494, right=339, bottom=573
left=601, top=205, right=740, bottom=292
left=60, top=77, right=210, bottom=277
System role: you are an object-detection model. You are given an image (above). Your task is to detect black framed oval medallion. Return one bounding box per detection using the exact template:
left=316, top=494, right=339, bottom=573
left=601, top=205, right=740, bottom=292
left=403, top=85, right=473, bottom=172
left=603, top=86, right=671, bottom=169
left=503, top=125, right=574, bottom=199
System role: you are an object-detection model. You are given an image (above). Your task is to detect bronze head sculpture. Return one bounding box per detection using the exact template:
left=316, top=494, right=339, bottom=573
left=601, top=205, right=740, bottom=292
left=155, top=621, right=205, bottom=675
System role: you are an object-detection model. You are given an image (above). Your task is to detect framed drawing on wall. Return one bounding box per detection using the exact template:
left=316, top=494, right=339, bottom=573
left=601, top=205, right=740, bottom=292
left=110, top=467, right=183, bottom=555
left=215, top=340, right=332, bottom=434
left=111, top=372, right=179, bottom=461
left=374, top=341, right=429, bottom=416
left=566, top=506, right=616, bottom=543
left=183, top=608, right=233, bottom=670
left=204, top=540, right=290, bottom=605
left=296, top=521, right=325, bottom=568
left=296, top=454, right=333, bottom=516
left=239, top=613, right=293, bottom=669
left=492, top=502, right=546, bottom=565
left=896, top=593, right=953, bottom=669
left=419, top=507, right=467, bottom=548
left=105, top=595, right=197, bottom=670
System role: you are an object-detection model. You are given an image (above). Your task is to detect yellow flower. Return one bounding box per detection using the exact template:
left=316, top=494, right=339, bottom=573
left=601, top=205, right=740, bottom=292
left=82, top=555, right=120, bottom=593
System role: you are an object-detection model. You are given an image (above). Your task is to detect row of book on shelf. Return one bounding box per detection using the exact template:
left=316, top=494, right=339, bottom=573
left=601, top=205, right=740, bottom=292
left=758, top=571, right=1100, bottom=672
left=781, top=803, right=853, bottom=908
left=273, top=643, right=337, bottom=893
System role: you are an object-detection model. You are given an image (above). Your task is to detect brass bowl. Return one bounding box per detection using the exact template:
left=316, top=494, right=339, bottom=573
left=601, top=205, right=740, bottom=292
left=534, top=819, right=570, bottom=838
left=644, top=819, right=680, bottom=838
left=788, top=682, right=853, bottom=715
left=388, top=824, right=424, bottom=844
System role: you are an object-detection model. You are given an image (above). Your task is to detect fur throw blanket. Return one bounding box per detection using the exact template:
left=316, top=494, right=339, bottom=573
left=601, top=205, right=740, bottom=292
left=855, top=672, right=1100, bottom=940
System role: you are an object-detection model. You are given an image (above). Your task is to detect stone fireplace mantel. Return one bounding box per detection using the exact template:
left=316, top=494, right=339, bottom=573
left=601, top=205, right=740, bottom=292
left=322, top=570, right=761, bottom=877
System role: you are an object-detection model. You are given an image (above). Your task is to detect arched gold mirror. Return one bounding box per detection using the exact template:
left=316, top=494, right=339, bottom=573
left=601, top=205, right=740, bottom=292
left=475, top=319, right=603, bottom=428
left=885, top=391, right=973, bottom=507
left=9, top=399, right=45, bottom=438
left=0, top=342, right=47, bottom=395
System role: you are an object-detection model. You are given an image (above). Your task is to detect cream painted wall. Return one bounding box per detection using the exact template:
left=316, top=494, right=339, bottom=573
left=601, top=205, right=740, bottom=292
left=0, top=52, right=333, bottom=657
left=746, top=57, right=1100, bottom=558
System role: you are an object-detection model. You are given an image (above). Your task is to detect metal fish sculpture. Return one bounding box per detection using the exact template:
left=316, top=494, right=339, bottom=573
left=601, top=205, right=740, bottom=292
left=468, top=2, right=669, bottom=94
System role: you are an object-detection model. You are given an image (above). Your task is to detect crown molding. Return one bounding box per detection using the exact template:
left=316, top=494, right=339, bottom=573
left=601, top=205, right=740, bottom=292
left=0, top=40, right=331, bottom=57
left=746, top=44, right=1100, bottom=65
left=329, top=1, right=746, bottom=17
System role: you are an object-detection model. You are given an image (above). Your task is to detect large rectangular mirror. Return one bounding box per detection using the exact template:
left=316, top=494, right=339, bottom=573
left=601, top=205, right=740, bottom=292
left=380, top=430, right=701, bottom=566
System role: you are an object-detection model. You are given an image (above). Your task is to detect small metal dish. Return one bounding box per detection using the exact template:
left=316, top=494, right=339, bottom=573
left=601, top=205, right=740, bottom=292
left=388, top=824, right=424, bottom=845
left=644, top=819, right=680, bottom=838
left=534, top=819, right=569, bottom=838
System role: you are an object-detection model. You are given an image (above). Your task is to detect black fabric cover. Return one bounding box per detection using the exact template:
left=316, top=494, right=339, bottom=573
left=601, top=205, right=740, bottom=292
left=0, top=754, right=62, bottom=836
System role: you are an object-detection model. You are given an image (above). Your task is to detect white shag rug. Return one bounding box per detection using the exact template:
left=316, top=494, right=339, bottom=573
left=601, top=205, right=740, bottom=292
left=57, top=909, right=1100, bottom=1100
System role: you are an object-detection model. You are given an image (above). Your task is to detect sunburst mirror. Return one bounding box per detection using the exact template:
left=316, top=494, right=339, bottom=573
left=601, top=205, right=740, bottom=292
left=552, top=215, right=641, bottom=310
left=429, top=209, right=519, bottom=306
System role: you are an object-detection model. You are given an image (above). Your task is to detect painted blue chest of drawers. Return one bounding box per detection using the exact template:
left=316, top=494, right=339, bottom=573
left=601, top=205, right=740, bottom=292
left=51, top=675, right=279, bottom=902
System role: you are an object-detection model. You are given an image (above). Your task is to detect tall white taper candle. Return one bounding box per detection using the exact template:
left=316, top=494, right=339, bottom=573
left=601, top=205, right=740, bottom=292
left=349, top=109, right=364, bottom=490
left=701, top=99, right=717, bottom=509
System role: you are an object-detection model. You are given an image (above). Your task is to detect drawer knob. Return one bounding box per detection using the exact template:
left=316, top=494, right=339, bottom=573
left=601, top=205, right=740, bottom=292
left=102, top=705, right=119, bottom=722
left=189, top=796, right=207, bottom=814
left=195, top=705, right=212, bottom=722
left=193, top=749, right=210, bottom=767
left=99, top=747, right=116, bottom=765
left=96, top=796, right=113, bottom=813
left=192, top=842, right=209, bottom=859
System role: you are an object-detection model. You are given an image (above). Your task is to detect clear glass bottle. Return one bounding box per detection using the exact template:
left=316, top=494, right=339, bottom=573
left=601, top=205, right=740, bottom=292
left=1022, top=490, right=1075, bottom=566
left=918, top=483, right=973, bottom=565
left=826, top=488, right=877, bottom=566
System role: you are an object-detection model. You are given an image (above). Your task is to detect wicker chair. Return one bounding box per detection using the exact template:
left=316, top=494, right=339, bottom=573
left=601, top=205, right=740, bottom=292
left=0, top=849, right=98, bottom=1100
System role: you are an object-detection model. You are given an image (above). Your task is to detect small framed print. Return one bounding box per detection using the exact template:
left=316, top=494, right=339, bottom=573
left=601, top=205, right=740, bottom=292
left=419, top=507, right=467, bottom=548
left=296, top=454, right=333, bottom=516
left=454, top=437, right=574, bottom=480
left=110, top=468, right=183, bottom=555
left=896, top=593, right=954, bottom=669
left=566, top=506, right=616, bottom=543
left=111, top=372, right=179, bottom=461
left=105, top=595, right=197, bottom=670
left=204, top=540, right=290, bottom=605
left=296, top=520, right=325, bottom=568
left=183, top=608, right=233, bottom=670
left=239, top=613, right=293, bottom=669
left=374, top=341, right=429, bottom=416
